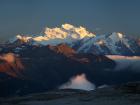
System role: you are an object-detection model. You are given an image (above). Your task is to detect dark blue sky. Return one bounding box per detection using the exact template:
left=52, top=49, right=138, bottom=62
left=0, top=0, right=140, bottom=42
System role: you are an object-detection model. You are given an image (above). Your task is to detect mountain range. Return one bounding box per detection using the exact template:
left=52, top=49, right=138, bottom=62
left=7, top=24, right=140, bottom=56
left=0, top=24, right=140, bottom=97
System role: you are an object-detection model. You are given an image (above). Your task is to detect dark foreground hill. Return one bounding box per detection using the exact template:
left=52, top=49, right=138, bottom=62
left=0, top=44, right=140, bottom=97
left=1, top=82, right=140, bottom=105
left=0, top=44, right=115, bottom=97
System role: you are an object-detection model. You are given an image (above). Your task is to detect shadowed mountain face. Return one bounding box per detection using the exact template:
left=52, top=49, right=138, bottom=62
left=0, top=44, right=115, bottom=96
left=0, top=44, right=140, bottom=97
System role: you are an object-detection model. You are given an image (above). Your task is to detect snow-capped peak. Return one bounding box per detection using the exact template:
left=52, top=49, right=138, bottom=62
left=9, top=24, right=95, bottom=45
left=44, top=24, right=95, bottom=40
left=62, top=24, right=74, bottom=30
left=108, top=32, right=124, bottom=42
left=117, top=32, right=123, bottom=39
left=16, top=35, right=32, bottom=43
left=76, top=32, right=140, bottom=55
left=9, top=35, right=32, bottom=43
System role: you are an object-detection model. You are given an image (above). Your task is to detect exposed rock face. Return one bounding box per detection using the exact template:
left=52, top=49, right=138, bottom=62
left=48, top=44, right=76, bottom=57
left=0, top=53, right=24, bottom=77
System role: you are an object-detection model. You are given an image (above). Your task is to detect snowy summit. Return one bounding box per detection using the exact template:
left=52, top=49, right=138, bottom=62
left=9, top=24, right=95, bottom=45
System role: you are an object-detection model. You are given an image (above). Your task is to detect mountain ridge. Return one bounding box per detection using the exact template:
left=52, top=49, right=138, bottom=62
left=7, top=24, right=140, bottom=56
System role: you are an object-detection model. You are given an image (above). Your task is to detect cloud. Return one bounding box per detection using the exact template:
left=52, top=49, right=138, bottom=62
left=107, top=55, right=140, bottom=72
left=59, top=73, right=95, bottom=91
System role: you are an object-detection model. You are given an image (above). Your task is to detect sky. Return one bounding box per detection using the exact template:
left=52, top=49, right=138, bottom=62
left=0, top=0, right=140, bottom=42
